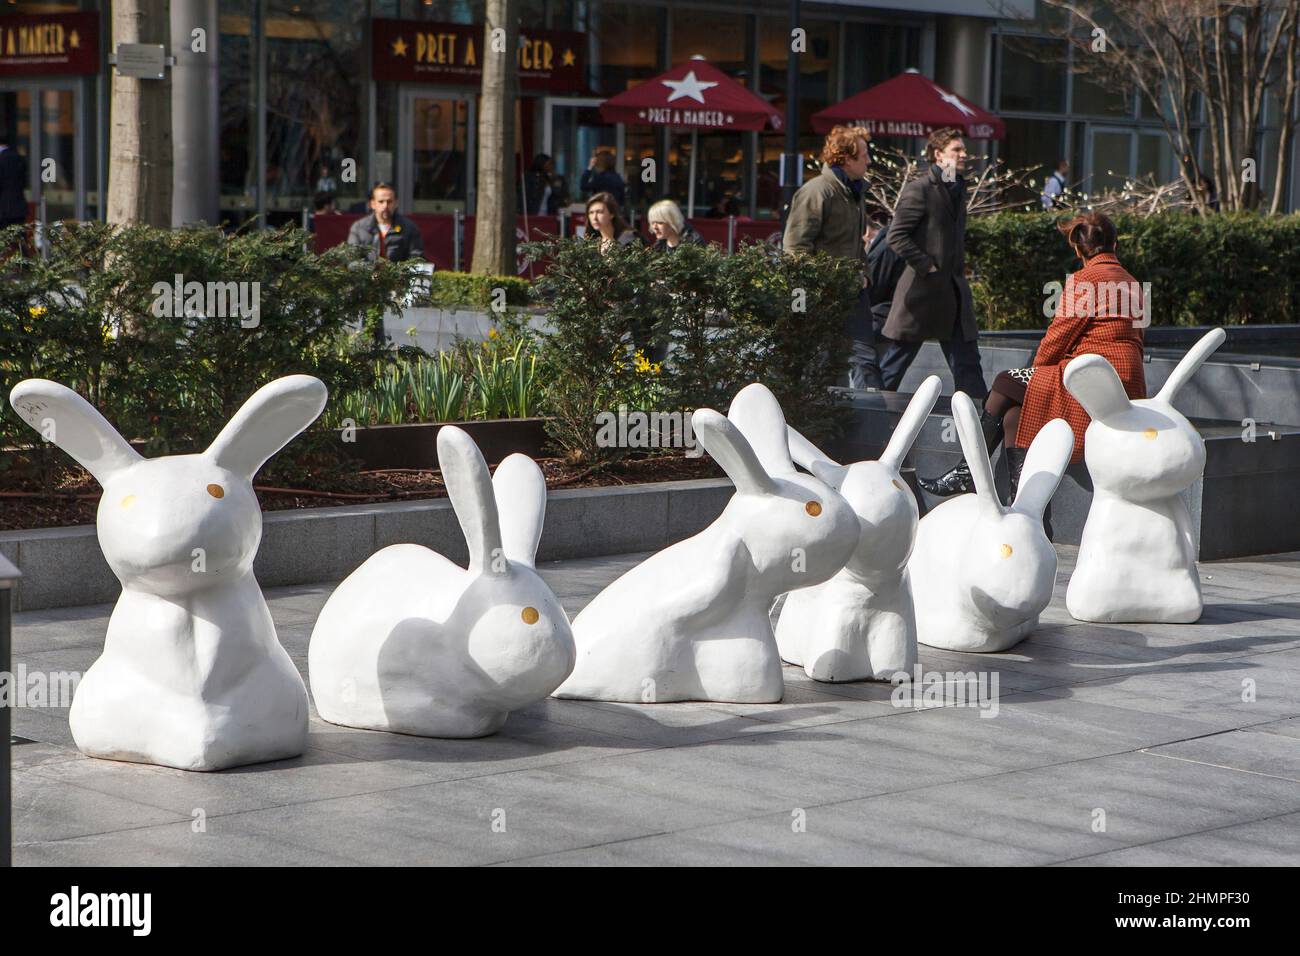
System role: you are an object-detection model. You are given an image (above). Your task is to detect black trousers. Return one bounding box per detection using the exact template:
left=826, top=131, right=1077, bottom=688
left=878, top=316, right=988, bottom=401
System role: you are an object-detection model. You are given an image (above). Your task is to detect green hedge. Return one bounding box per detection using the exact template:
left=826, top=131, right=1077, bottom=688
left=967, top=212, right=1300, bottom=330
left=427, top=271, right=532, bottom=309
left=524, top=237, right=858, bottom=465
left=0, top=222, right=416, bottom=476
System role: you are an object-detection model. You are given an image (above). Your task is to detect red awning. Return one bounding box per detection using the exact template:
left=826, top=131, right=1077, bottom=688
left=812, top=71, right=1005, bottom=140
left=599, top=59, right=783, bottom=132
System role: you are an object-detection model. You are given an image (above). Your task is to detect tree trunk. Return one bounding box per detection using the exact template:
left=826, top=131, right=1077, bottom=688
left=107, top=0, right=173, bottom=227
left=470, top=0, right=519, bottom=276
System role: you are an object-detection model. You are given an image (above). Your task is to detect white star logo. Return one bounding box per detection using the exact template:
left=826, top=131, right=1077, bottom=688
left=933, top=84, right=975, bottom=117
left=663, top=70, right=718, bottom=104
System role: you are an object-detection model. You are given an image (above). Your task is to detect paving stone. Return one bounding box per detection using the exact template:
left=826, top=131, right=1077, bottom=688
left=8, top=545, right=1300, bottom=865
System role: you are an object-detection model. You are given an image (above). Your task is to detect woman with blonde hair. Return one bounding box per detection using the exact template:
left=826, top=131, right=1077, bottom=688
left=647, top=199, right=705, bottom=251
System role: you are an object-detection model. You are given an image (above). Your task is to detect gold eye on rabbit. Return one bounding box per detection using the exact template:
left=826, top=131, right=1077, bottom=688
left=555, top=383, right=859, bottom=704
left=777, top=376, right=943, bottom=682
left=909, top=392, right=1073, bottom=654
left=309, top=430, right=576, bottom=738
left=1064, top=327, right=1226, bottom=624
left=9, top=375, right=326, bottom=771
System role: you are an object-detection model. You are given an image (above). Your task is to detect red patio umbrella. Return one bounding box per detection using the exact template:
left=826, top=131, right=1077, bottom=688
left=599, top=57, right=782, bottom=216
left=812, top=69, right=1005, bottom=140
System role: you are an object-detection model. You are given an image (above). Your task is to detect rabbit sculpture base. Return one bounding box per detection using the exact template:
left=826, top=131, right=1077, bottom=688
left=310, top=545, right=571, bottom=738
left=1065, top=489, right=1202, bottom=624
left=1061, top=329, right=1226, bottom=625
left=556, top=533, right=789, bottom=703
left=911, top=495, right=1056, bottom=653
left=554, top=384, right=859, bottom=704
left=777, top=572, right=916, bottom=681
left=10, top=375, right=327, bottom=773
left=309, top=434, right=575, bottom=738
left=72, top=578, right=308, bottom=771
left=774, top=376, right=942, bottom=683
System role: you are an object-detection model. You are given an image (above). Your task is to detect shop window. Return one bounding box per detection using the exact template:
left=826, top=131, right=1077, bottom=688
left=263, top=0, right=369, bottom=224
left=998, top=35, right=1067, bottom=114
left=1001, top=117, right=1066, bottom=209
left=581, top=2, right=663, bottom=96
left=1072, top=73, right=1130, bottom=117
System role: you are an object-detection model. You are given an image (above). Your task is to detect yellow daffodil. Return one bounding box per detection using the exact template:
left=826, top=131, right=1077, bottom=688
left=488, top=327, right=498, bottom=339
left=29, top=305, right=46, bottom=318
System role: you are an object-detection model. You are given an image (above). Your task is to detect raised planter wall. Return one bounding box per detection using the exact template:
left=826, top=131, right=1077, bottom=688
left=343, top=418, right=551, bottom=469
left=0, top=478, right=734, bottom=612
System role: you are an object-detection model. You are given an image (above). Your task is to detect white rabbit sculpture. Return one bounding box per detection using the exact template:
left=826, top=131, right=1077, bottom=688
left=773, top=376, right=942, bottom=682
left=1063, top=327, right=1226, bottom=624
left=309, top=426, right=575, bottom=737
left=909, top=391, right=1073, bottom=653
left=9, top=375, right=327, bottom=771
left=553, top=383, right=859, bottom=703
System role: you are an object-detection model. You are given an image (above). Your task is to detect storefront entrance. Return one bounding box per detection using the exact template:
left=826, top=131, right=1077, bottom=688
left=397, top=87, right=474, bottom=214
left=543, top=97, right=623, bottom=211
left=0, top=79, right=86, bottom=221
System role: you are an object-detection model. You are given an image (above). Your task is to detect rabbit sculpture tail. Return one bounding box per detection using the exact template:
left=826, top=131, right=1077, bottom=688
left=1063, top=327, right=1226, bottom=624
left=9, top=375, right=327, bottom=771
left=909, top=391, right=1073, bottom=653
left=309, top=427, right=575, bottom=738
left=554, top=382, right=859, bottom=703
left=775, top=376, right=942, bottom=682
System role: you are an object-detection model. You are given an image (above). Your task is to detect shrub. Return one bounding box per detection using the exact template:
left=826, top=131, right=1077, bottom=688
left=0, top=222, right=417, bottom=470
left=967, top=211, right=1300, bottom=330
left=427, top=271, right=532, bottom=310
left=524, top=236, right=857, bottom=466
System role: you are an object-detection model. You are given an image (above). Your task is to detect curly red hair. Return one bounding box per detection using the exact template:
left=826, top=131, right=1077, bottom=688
left=820, top=126, right=870, bottom=166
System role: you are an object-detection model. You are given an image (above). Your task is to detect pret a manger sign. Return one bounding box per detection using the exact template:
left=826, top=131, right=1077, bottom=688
left=0, top=12, right=100, bottom=77
left=371, top=18, right=584, bottom=92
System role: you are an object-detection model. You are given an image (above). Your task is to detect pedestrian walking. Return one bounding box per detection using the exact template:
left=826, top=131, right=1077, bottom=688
left=878, top=126, right=987, bottom=400
left=782, top=125, right=881, bottom=389
left=1041, top=159, right=1069, bottom=209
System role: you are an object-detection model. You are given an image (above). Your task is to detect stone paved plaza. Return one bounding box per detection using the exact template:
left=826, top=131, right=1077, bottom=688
left=10, top=545, right=1300, bottom=866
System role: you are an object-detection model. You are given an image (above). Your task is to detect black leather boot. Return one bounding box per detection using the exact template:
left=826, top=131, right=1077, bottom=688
left=1004, top=445, right=1027, bottom=506
left=1005, top=445, right=1054, bottom=541
left=919, top=408, right=1003, bottom=498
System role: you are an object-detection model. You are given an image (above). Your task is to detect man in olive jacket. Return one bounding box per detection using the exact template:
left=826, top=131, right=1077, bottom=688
left=880, top=127, right=987, bottom=399
left=783, top=126, right=881, bottom=388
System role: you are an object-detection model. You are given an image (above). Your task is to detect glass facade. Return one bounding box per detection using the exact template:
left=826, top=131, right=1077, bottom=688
left=1, top=0, right=1293, bottom=231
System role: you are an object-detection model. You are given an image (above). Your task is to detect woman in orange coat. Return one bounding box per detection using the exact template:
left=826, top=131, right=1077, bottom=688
left=920, top=212, right=1146, bottom=522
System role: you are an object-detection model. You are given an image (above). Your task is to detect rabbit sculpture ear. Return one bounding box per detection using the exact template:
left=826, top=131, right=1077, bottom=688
left=206, top=375, right=328, bottom=479
left=692, top=408, right=778, bottom=496
left=1156, top=327, right=1227, bottom=404
left=879, top=375, right=942, bottom=471
left=786, top=425, right=846, bottom=490
left=1011, top=418, right=1073, bottom=519
left=727, top=383, right=796, bottom=477
left=951, top=390, right=1001, bottom=509
left=438, top=425, right=504, bottom=574
left=1062, top=354, right=1132, bottom=424
left=9, top=379, right=142, bottom=485
left=493, top=453, right=546, bottom=569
